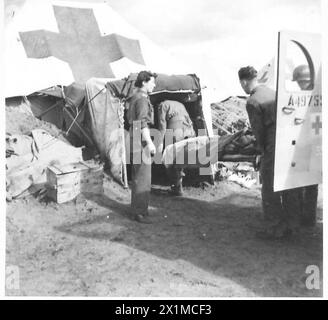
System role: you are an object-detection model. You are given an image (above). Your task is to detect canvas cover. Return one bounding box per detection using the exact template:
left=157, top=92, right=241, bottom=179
left=6, top=83, right=93, bottom=147
left=107, top=73, right=201, bottom=100
left=61, top=83, right=95, bottom=147
left=107, top=73, right=210, bottom=135
left=85, top=78, right=125, bottom=182
left=27, top=94, right=65, bottom=130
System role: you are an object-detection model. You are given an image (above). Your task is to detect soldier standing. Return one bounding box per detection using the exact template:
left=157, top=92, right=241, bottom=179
left=157, top=100, right=195, bottom=196
left=292, top=64, right=319, bottom=227
left=238, top=66, right=301, bottom=239
left=128, top=71, right=157, bottom=223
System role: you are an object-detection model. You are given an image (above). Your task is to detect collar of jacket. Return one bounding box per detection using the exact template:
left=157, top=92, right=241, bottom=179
left=250, top=87, right=257, bottom=95
left=250, top=84, right=265, bottom=95
left=136, top=88, right=148, bottom=98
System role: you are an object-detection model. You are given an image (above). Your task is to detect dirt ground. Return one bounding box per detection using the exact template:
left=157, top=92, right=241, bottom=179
left=6, top=174, right=323, bottom=297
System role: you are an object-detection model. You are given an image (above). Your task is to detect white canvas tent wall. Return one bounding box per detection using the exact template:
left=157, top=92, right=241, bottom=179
left=257, top=58, right=277, bottom=90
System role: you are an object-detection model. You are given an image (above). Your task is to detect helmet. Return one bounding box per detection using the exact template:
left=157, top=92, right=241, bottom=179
left=292, top=65, right=310, bottom=81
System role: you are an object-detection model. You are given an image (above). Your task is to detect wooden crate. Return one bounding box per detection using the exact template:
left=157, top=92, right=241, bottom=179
left=46, top=161, right=104, bottom=203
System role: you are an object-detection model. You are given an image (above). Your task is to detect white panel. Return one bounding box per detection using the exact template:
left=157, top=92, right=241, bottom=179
left=274, top=30, right=322, bottom=191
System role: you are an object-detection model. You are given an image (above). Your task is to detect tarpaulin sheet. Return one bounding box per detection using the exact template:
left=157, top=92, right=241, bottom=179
left=27, top=82, right=89, bottom=146
left=64, top=82, right=86, bottom=108
left=106, top=73, right=201, bottom=100
left=86, top=78, right=125, bottom=182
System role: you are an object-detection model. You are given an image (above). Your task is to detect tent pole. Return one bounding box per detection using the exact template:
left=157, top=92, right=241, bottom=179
left=121, top=130, right=129, bottom=189
left=117, top=99, right=128, bottom=188
left=38, top=100, right=62, bottom=118
left=65, top=86, right=106, bottom=135
left=63, top=107, right=94, bottom=146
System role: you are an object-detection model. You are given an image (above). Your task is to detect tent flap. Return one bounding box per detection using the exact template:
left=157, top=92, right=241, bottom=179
left=86, top=78, right=125, bottom=182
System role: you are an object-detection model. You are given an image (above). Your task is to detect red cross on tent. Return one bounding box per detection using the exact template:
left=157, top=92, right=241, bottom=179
left=19, top=5, right=145, bottom=83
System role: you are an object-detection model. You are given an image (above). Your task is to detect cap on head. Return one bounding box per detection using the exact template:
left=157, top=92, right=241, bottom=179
left=238, top=66, right=258, bottom=81
left=292, top=64, right=310, bottom=81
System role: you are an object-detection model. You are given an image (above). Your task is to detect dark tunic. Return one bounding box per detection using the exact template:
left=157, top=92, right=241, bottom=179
left=127, top=90, right=154, bottom=216
left=158, top=100, right=195, bottom=143
left=246, top=85, right=276, bottom=158
left=246, top=85, right=300, bottom=232
left=128, top=90, right=154, bottom=130
left=157, top=100, right=195, bottom=188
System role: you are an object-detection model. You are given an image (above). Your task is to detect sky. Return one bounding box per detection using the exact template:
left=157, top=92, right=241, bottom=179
left=4, top=0, right=322, bottom=100
left=104, top=0, right=322, bottom=99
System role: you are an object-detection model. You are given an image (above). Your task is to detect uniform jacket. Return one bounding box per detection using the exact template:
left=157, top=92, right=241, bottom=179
left=246, top=85, right=277, bottom=156
left=128, top=90, right=154, bottom=130
left=127, top=89, right=154, bottom=153
left=157, top=100, right=195, bottom=141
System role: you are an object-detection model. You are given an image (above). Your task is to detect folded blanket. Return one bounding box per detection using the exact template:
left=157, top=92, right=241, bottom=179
left=162, top=130, right=245, bottom=169
left=6, top=129, right=83, bottom=198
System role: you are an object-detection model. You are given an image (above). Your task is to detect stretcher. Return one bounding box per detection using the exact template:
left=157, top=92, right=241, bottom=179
left=162, top=129, right=260, bottom=170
